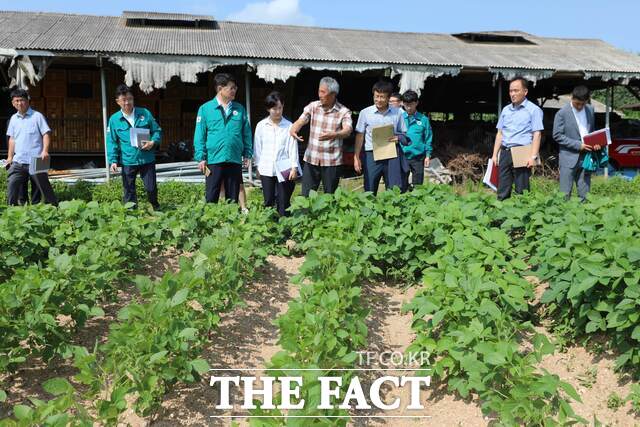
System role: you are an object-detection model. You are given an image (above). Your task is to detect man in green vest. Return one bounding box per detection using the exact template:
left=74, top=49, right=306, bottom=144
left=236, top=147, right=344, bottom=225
left=193, top=73, right=252, bottom=203
left=401, top=90, right=433, bottom=190
left=106, top=84, right=162, bottom=209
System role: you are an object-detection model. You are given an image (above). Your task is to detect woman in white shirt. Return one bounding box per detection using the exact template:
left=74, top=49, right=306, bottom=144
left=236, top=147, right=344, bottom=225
left=253, top=92, right=301, bottom=216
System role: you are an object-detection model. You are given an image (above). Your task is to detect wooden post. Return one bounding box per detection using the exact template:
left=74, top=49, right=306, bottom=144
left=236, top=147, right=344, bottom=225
left=99, top=56, right=110, bottom=180
left=604, top=85, right=613, bottom=179
left=497, top=78, right=503, bottom=115
left=245, top=68, right=253, bottom=185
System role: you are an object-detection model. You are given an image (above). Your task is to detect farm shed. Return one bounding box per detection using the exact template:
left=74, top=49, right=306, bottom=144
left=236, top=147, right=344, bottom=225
left=0, top=10, right=639, bottom=170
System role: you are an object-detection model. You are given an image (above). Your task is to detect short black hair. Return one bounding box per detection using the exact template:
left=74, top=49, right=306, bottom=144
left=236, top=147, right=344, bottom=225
left=265, top=91, right=283, bottom=109
left=115, top=84, right=132, bottom=98
left=214, top=73, right=237, bottom=90
left=572, top=85, right=591, bottom=102
left=402, top=90, right=419, bottom=103
left=10, top=88, right=29, bottom=101
left=390, top=92, right=402, bottom=100
left=372, top=80, right=394, bottom=96
left=509, top=77, right=529, bottom=90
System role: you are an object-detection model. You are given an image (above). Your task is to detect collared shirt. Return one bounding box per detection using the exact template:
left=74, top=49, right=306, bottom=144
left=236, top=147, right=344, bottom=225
left=253, top=116, right=300, bottom=177
left=497, top=98, right=544, bottom=148
left=217, top=96, right=232, bottom=118
left=107, top=107, right=162, bottom=166
left=194, top=97, right=252, bottom=165
left=356, top=105, right=407, bottom=151
left=402, top=111, right=433, bottom=159
left=6, top=107, right=51, bottom=165
left=122, top=110, right=135, bottom=127
left=571, top=106, right=589, bottom=138
left=299, top=100, right=352, bottom=166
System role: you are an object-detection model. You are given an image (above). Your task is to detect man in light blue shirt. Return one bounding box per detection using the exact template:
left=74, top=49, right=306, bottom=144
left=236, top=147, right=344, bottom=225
left=491, top=77, right=544, bottom=200
left=354, top=80, right=409, bottom=195
left=5, top=88, right=57, bottom=206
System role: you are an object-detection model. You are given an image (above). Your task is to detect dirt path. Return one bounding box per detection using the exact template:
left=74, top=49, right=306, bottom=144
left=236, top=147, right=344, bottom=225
left=355, top=281, right=488, bottom=427
left=538, top=340, right=638, bottom=425
left=152, top=255, right=303, bottom=426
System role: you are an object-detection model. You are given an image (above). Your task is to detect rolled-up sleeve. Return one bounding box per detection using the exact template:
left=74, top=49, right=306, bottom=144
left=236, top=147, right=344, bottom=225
left=6, top=117, right=15, bottom=137
left=341, top=108, right=353, bottom=131
left=497, top=110, right=505, bottom=130
left=355, top=110, right=367, bottom=134
left=36, top=113, right=51, bottom=135
left=298, top=103, right=312, bottom=125
left=531, top=107, right=544, bottom=132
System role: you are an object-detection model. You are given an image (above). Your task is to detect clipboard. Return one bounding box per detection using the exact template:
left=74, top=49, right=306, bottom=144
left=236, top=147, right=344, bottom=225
left=510, top=145, right=541, bottom=168
left=29, top=156, right=50, bottom=175
left=371, top=124, right=397, bottom=161
left=130, top=128, right=150, bottom=148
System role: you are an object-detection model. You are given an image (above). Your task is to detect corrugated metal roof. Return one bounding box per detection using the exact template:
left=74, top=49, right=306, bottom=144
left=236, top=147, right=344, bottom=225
left=121, top=11, right=214, bottom=21
left=0, top=10, right=638, bottom=75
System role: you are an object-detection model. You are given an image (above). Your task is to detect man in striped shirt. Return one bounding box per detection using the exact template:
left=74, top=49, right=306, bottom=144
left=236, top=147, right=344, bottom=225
left=289, top=76, right=353, bottom=196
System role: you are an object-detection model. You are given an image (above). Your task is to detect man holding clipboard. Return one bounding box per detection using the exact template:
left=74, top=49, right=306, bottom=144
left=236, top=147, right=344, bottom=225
left=491, top=77, right=544, bottom=201
left=354, top=80, right=409, bottom=195
left=107, top=84, right=162, bottom=209
left=552, top=85, right=600, bottom=201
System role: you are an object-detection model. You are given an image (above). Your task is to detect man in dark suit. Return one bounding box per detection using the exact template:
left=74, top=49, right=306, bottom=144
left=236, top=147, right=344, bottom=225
left=552, top=86, right=601, bottom=201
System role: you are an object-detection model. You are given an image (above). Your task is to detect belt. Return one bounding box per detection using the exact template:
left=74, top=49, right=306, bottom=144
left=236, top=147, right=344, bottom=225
left=500, top=146, right=511, bottom=151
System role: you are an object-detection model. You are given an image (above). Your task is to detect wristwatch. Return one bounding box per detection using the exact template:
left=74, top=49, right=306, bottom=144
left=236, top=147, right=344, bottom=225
left=532, top=155, right=539, bottom=160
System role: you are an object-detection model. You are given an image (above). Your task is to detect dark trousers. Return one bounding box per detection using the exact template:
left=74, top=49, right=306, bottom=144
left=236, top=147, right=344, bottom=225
left=121, top=162, right=159, bottom=209
left=363, top=148, right=407, bottom=195
left=403, top=155, right=426, bottom=189
left=301, top=163, right=340, bottom=197
left=497, top=147, right=531, bottom=201
left=7, top=162, right=58, bottom=206
left=205, top=162, right=242, bottom=203
left=261, top=176, right=295, bottom=217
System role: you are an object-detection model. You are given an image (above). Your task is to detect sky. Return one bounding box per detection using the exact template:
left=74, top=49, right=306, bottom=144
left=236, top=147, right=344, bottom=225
left=1, top=0, right=638, bottom=53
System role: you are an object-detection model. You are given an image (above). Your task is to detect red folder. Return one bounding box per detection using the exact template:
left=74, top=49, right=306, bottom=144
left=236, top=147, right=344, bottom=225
left=483, top=159, right=499, bottom=191
left=490, top=160, right=499, bottom=187
left=582, top=128, right=611, bottom=148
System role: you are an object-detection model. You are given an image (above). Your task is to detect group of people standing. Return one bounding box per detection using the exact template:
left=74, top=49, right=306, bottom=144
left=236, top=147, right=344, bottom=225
left=490, top=78, right=602, bottom=201
left=4, top=72, right=602, bottom=211
left=105, top=72, right=435, bottom=214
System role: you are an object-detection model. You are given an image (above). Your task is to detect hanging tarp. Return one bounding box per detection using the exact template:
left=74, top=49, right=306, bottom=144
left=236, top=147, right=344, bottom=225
left=489, top=67, right=555, bottom=85
left=391, top=66, right=462, bottom=95
left=0, top=49, right=53, bottom=88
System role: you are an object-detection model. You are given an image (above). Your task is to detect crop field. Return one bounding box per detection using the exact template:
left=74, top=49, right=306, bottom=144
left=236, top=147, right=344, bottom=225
left=1, top=182, right=640, bottom=426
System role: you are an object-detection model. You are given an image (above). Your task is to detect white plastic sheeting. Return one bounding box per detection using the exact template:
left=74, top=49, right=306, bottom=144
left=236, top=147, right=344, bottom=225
left=584, top=71, right=631, bottom=86
left=391, top=66, right=462, bottom=95
left=109, top=53, right=465, bottom=91
left=489, top=67, right=555, bottom=85
left=255, top=63, right=301, bottom=83
left=109, top=54, right=250, bottom=93
left=106, top=53, right=637, bottom=93
left=0, top=49, right=53, bottom=88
